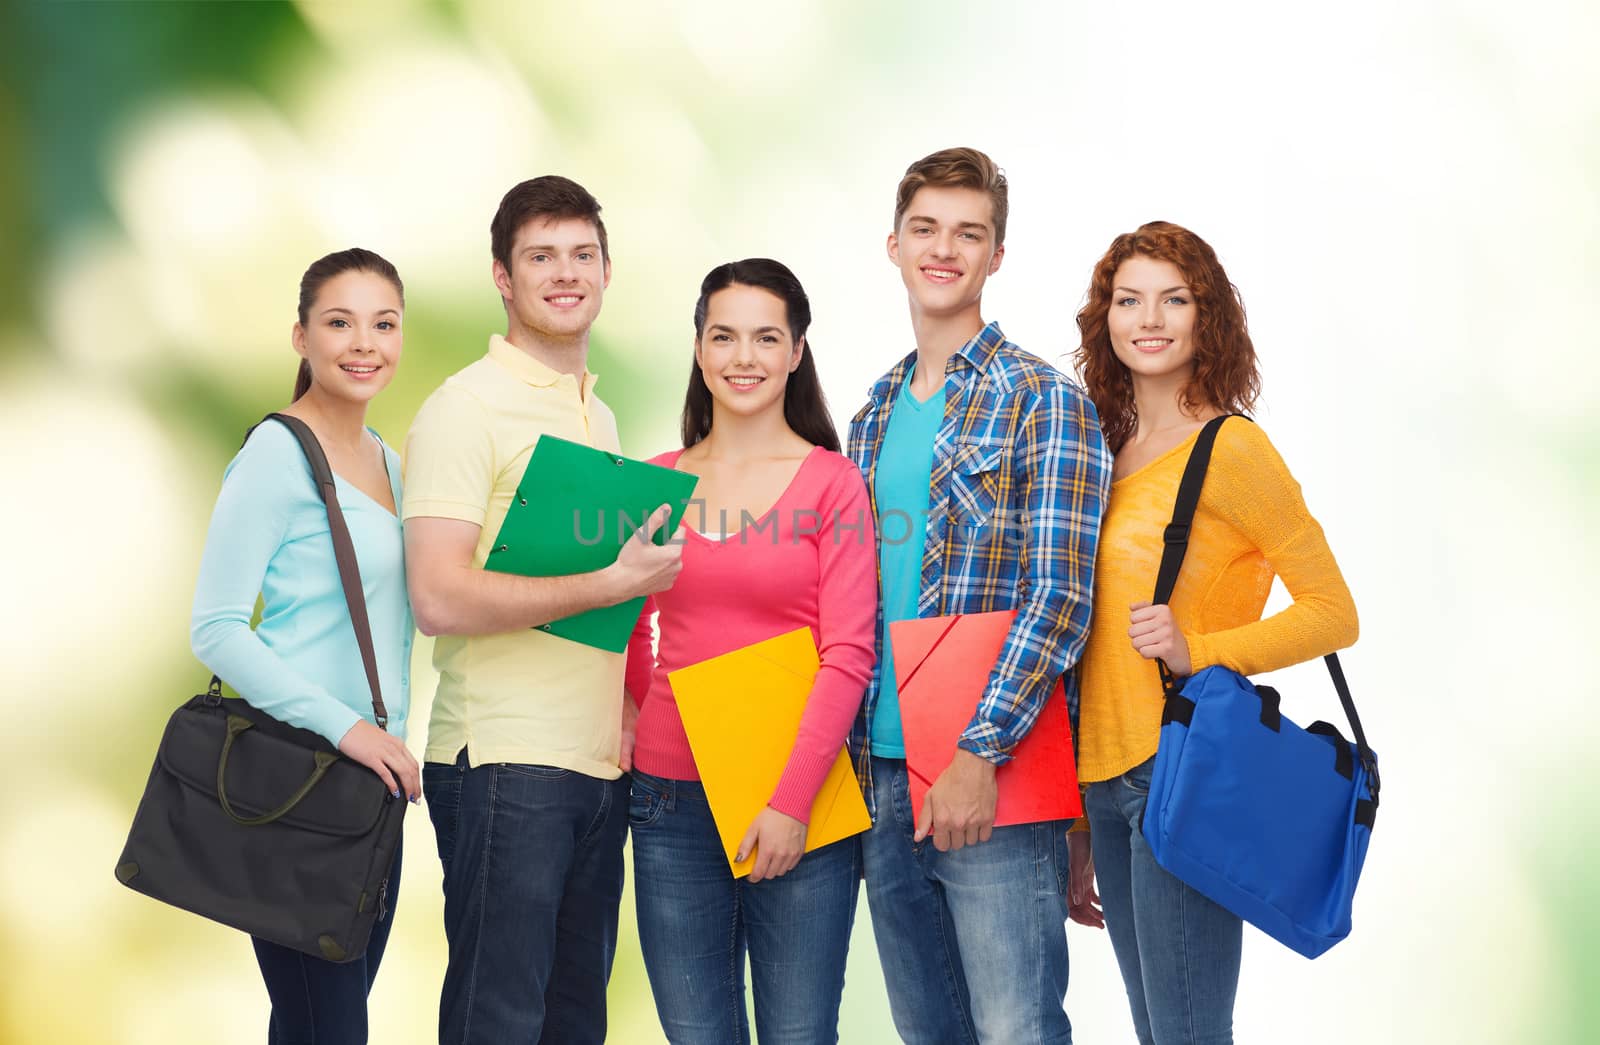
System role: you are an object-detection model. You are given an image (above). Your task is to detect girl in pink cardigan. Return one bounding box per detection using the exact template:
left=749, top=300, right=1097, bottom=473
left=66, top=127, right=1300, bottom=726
left=624, top=258, right=876, bottom=1045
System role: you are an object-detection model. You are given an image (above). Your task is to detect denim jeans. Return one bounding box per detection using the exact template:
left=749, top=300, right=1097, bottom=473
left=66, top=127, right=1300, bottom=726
left=1085, top=755, right=1242, bottom=1045
left=860, top=757, right=1073, bottom=1045
left=252, top=838, right=401, bottom=1045
left=628, top=771, right=859, bottom=1045
left=422, top=749, right=629, bottom=1045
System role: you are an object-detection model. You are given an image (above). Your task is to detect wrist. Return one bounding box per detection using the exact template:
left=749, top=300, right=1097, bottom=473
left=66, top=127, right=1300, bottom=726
left=592, top=563, right=624, bottom=606
left=952, top=747, right=999, bottom=777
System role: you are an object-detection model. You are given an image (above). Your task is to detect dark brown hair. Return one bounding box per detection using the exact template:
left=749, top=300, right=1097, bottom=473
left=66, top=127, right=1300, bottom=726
left=293, top=247, right=404, bottom=401
left=681, top=259, right=839, bottom=453
left=893, top=147, right=1009, bottom=245
left=1073, top=221, right=1260, bottom=454
left=490, top=175, right=608, bottom=274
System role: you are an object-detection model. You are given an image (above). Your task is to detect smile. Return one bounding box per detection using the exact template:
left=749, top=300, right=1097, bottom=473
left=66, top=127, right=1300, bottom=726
left=724, top=375, right=764, bottom=388
left=339, top=363, right=380, bottom=375
left=546, top=295, right=584, bottom=307
left=921, top=267, right=962, bottom=284
left=1133, top=339, right=1172, bottom=352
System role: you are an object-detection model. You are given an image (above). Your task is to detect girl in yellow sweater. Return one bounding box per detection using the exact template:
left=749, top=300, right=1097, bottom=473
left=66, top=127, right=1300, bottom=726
left=1067, top=222, right=1358, bottom=1044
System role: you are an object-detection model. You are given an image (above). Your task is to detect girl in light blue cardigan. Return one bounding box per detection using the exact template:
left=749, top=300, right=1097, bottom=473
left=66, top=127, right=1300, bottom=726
left=189, top=248, right=415, bottom=1044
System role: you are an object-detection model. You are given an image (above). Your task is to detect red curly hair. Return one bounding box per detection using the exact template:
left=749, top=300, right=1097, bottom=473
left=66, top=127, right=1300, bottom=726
left=1073, top=221, right=1261, bottom=455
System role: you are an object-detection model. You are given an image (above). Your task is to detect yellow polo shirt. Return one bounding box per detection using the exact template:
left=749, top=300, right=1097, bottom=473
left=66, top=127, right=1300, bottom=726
left=403, top=334, right=625, bottom=779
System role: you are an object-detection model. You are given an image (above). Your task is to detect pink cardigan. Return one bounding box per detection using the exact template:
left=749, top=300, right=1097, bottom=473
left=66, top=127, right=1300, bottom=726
left=625, top=446, right=877, bottom=822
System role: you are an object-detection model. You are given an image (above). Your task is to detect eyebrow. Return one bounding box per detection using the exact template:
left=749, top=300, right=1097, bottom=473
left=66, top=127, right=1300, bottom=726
left=318, top=307, right=400, bottom=317
left=1113, top=286, right=1190, bottom=295
left=522, top=243, right=601, bottom=253
left=906, top=215, right=990, bottom=232
left=707, top=323, right=786, bottom=335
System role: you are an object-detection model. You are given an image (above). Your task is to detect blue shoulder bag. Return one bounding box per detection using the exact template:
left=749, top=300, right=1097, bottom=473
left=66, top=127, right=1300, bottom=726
left=1140, top=415, right=1379, bottom=959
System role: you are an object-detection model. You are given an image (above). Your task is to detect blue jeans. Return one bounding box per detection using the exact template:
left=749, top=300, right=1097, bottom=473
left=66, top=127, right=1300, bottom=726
left=252, top=838, right=402, bottom=1045
left=629, top=771, right=859, bottom=1045
left=860, top=757, right=1073, bottom=1045
left=423, top=749, right=629, bottom=1045
left=1085, top=756, right=1242, bottom=1045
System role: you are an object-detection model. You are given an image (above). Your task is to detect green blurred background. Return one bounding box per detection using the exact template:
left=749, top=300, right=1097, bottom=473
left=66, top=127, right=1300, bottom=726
left=1, top=1, right=1594, bottom=1042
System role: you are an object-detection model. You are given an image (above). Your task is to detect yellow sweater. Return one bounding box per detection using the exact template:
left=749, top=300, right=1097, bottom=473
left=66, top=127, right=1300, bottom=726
left=1076, top=420, right=1358, bottom=784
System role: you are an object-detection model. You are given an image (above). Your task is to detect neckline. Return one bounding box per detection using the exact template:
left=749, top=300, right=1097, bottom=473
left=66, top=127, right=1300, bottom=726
left=672, top=444, right=825, bottom=545
left=1112, top=427, right=1204, bottom=487
left=899, top=363, right=946, bottom=409
left=332, top=430, right=399, bottom=519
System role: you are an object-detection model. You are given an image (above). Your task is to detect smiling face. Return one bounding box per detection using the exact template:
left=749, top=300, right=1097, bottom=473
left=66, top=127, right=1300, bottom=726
left=1107, top=255, right=1198, bottom=383
left=888, top=184, right=1005, bottom=320
left=695, top=283, right=804, bottom=422
left=292, top=269, right=403, bottom=404
left=493, top=215, right=611, bottom=342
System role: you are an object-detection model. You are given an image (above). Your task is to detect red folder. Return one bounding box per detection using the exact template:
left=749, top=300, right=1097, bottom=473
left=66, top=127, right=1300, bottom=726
left=890, top=610, right=1081, bottom=827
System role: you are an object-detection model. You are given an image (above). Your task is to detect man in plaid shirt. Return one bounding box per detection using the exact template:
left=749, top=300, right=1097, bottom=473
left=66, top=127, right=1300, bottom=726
left=848, top=147, right=1111, bottom=1044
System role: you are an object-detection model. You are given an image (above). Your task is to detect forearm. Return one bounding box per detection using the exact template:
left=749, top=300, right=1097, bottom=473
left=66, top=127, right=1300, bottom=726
left=771, top=655, right=872, bottom=822
left=191, top=618, right=359, bottom=745
left=624, top=598, right=657, bottom=704
left=1186, top=527, right=1359, bottom=675
left=409, top=557, right=621, bottom=637
left=959, top=581, right=1087, bottom=762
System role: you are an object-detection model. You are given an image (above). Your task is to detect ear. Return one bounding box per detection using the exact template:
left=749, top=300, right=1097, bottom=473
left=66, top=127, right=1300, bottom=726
left=987, top=241, right=1005, bottom=276
left=492, top=258, right=513, bottom=301
left=789, top=336, right=805, bottom=374
left=692, top=334, right=704, bottom=368
left=887, top=232, right=900, bottom=266
left=602, top=256, right=612, bottom=290
left=291, top=322, right=308, bottom=358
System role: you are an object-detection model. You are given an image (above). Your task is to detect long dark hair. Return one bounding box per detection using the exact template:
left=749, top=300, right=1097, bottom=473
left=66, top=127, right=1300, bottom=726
left=681, top=259, right=839, bottom=452
left=293, top=247, right=405, bottom=400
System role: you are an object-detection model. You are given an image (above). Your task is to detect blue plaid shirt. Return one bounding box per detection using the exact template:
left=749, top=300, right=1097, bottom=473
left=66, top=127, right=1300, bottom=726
left=847, top=322, right=1111, bottom=812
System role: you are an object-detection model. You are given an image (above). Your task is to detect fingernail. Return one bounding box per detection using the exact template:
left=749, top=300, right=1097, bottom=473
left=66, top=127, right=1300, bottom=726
left=410, top=794, right=421, bottom=804
left=392, top=789, right=401, bottom=798
left=735, top=852, right=745, bottom=863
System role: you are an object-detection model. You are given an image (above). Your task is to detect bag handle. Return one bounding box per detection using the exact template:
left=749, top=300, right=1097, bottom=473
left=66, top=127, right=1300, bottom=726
left=208, top=415, right=390, bottom=731
left=215, top=714, right=340, bottom=825
left=1151, top=415, right=1378, bottom=802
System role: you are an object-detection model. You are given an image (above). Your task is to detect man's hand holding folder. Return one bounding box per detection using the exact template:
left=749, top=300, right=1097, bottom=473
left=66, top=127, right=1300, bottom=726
left=481, top=435, right=698, bottom=652
left=608, top=504, right=685, bottom=603
left=915, top=748, right=999, bottom=852
left=890, top=610, right=1082, bottom=852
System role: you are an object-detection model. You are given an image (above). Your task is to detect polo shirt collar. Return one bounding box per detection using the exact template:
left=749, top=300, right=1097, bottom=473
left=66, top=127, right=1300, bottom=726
left=487, top=334, right=600, bottom=398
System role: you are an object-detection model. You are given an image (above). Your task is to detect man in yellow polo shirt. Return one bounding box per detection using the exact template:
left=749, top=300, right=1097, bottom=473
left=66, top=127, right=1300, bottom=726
left=403, top=175, right=683, bottom=1045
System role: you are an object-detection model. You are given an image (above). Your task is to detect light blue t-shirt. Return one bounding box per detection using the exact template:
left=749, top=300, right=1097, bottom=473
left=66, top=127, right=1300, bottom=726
left=190, top=419, right=413, bottom=746
left=870, top=368, right=945, bottom=757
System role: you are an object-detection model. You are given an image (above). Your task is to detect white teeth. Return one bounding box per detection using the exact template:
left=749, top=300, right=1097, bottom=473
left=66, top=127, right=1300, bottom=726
left=726, top=376, right=762, bottom=386
left=1134, top=339, right=1170, bottom=347
left=341, top=365, right=377, bottom=373
left=549, top=296, right=581, bottom=305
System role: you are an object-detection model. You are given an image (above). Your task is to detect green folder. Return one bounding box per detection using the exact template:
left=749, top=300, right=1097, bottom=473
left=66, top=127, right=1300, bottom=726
left=483, top=435, right=698, bottom=653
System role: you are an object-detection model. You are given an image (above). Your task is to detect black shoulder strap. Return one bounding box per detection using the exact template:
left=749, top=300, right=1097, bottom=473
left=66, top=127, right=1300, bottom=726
left=1151, top=414, right=1377, bottom=805
left=250, top=414, right=389, bottom=731
left=1151, top=415, right=1235, bottom=608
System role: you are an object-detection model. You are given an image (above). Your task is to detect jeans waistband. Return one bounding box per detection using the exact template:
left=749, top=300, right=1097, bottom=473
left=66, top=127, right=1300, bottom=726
left=630, top=769, right=710, bottom=807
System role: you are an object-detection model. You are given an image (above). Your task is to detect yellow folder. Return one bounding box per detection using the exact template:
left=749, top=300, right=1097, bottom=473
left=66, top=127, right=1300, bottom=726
left=668, top=627, right=871, bottom=878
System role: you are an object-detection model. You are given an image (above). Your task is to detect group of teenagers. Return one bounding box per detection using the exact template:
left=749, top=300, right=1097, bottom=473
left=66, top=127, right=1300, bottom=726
left=189, top=146, right=1359, bottom=1045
